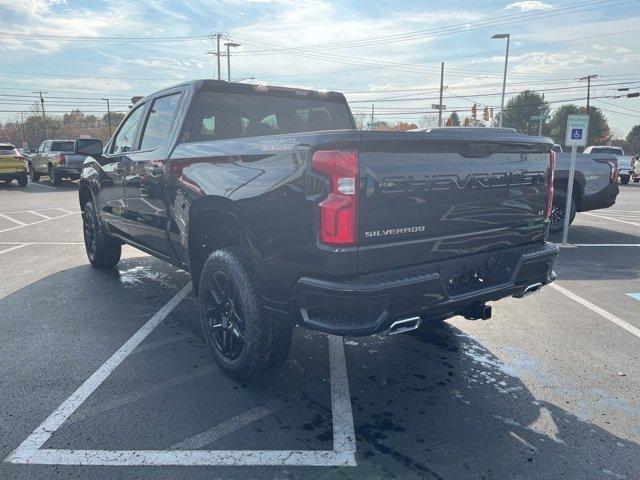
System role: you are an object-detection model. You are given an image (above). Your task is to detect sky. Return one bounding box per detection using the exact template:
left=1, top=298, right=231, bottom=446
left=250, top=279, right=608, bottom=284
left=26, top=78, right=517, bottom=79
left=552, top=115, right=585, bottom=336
left=0, top=0, right=639, bottom=137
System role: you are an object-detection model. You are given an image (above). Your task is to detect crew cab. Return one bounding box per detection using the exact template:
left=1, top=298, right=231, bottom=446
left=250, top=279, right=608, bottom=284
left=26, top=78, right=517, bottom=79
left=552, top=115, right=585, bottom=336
left=0, top=143, right=28, bottom=187
left=29, top=139, right=86, bottom=185
left=76, top=80, right=559, bottom=379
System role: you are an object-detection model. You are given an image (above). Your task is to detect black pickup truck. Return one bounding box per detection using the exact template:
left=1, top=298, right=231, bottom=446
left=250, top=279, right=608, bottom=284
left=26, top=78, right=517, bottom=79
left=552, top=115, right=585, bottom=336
left=76, top=80, right=559, bottom=378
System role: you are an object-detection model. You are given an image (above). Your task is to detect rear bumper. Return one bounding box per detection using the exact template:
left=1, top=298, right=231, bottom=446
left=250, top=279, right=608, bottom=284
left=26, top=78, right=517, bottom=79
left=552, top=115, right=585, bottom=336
left=55, top=166, right=81, bottom=177
left=290, top=242, right=559, bottom=336
left=580, top=182, right=619, bottom=212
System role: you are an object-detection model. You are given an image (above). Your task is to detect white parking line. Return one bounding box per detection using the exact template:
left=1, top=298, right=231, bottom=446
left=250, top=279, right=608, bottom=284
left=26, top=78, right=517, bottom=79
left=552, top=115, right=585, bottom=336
left=0, top=213, right=26, bottom=226
left=0, top=211, right=78, bottom=234
left=582, top=212, right=640, bottom=228
left=170, top=404, right=278, bottom=450
left=4, top=284, right=192, bottom=457
left=0, top=242, right=83, bottom=245
left=550, top=283, right=640, bottom=339
left=28, top=210, right=52, bottom=220
left=3, top=283, right=357, bottom=467
left=28, top=182, right=56, bottom=190
left=58, top=208, right=76, bottom=215
left=573, top=244, right=640, bottom=247
left=0, top=244, right=29, bottom=255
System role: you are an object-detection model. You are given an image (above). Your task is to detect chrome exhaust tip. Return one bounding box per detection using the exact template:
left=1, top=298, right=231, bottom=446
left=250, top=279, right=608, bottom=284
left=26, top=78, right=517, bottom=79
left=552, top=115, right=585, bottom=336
left=523, top=282, right=543, bottom=296
left=383, top=316, right=421, bottom=336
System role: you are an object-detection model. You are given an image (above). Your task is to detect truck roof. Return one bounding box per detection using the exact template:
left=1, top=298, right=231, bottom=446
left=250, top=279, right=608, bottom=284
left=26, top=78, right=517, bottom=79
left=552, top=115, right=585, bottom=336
left=137, top=79, right=348, bottom=105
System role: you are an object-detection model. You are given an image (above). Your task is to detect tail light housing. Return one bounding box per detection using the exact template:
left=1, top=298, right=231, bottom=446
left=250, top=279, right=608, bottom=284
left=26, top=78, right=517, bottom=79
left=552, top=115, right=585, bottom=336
left=545, top=150, right=556, bottom=219
left=312, top=149, right=358, bottom=246
left=58, top=153, right=66, bottom=165
left=595, top=157, right=619, bottom=183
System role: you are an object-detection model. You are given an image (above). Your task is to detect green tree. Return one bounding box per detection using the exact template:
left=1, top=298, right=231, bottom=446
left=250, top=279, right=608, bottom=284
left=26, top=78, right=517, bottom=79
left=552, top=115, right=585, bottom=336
left=447, top=111, right=460, bottom=126
left=102, top=112, right=125, bottom=129
left=625, top=124, right=640, bottom=154
left=501, top=90, right=550, bottom=135
left=548, top=104, right=610, bottom=147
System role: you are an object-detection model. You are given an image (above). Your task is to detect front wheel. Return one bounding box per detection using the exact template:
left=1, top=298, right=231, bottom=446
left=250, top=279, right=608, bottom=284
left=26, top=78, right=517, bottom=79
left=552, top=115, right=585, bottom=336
left=549, top=190, right=576, bottom=234
left=199, top=247, right=292, bottom=379
left=29, top=164, right=40, bottom=182
left=82, top=201, right=121, bottom=268
left=620, top=175, right=630, bottom=185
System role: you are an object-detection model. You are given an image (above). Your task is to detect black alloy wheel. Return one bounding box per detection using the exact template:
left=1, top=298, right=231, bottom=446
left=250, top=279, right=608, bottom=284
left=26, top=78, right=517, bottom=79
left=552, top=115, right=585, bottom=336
left=83, top=208, right=98, bottom=262
left=202, top=271, right=246, bottom=360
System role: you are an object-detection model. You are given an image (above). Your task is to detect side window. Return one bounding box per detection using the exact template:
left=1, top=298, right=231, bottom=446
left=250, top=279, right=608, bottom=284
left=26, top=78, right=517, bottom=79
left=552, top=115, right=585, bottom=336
left=37, top=142, right=46, bottom=153
left=140, top=93, right=181, bottom=151
left=111, top=104, right=145, bottom=154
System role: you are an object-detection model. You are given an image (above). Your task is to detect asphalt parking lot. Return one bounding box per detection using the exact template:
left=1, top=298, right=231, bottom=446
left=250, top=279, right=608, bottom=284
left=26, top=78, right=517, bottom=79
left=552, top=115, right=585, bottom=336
left=1, top=178, right=639, bottom=480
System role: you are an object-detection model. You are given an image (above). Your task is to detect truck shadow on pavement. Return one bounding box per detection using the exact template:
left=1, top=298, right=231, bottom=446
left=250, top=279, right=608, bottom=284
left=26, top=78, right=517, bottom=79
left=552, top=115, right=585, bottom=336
left=0, top=257, right=638, bottom=480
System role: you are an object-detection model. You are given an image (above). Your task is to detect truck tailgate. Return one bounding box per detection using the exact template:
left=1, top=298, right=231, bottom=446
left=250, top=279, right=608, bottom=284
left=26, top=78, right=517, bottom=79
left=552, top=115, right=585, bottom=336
left=357, top=129, right=552, bottom=273
left=60, top=152, right=86, bottom=168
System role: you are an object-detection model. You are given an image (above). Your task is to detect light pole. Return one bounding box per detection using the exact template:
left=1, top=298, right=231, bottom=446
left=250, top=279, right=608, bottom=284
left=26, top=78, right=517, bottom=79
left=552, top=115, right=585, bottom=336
left=224, top=42, right=241, bottom=82
left=492, top=33, right=510, bottom=128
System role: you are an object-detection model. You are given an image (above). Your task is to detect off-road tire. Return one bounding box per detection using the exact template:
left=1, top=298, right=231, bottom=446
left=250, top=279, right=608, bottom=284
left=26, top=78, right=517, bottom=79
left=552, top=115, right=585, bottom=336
left=199, top=247, right=292, bottom=379
left=549, top=189, right=576, bottom=234
left=17, top=174, right=27, bottom=187
left=620, top=175, right=630, bottom=185
left=82, top=201, right=121, bottom=268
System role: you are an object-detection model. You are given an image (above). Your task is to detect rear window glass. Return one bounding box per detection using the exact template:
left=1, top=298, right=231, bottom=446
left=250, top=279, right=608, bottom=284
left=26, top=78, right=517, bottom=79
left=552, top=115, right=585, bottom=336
left=182, top=90, right=353, bottom=142
left=50, top=141, right=74, bottom=152
left=0, top=145, right=16, bottom=153
left=591, top=147, right=623, bottom=155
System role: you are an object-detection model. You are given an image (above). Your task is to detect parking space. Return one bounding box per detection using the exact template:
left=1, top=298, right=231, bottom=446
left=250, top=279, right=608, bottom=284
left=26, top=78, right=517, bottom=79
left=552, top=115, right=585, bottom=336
left=1, top=183, right=639, bottom=479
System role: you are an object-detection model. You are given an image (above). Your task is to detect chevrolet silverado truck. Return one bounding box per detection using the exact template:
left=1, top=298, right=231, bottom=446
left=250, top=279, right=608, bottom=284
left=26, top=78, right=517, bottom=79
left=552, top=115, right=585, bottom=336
left=0, top=143, right=28, bottom=187
left=29, top=139, right=86, bottom=185
left=76, top=80, right=559, bottom=378
left=550, top=151, right=619, bottom=233
left=583, top=145, right=634, bottom=184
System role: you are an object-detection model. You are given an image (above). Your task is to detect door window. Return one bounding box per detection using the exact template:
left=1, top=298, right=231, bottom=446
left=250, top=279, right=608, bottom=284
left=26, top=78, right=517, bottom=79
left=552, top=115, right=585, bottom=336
left=111, top=104, right=145, bottom=154
left=140, top=93, right=181, bottom=151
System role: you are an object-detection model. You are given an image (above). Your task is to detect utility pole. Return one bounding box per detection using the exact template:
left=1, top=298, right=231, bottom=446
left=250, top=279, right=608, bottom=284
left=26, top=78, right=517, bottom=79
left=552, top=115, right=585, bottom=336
left=102, top=98, right=112, bottom=138
left=579, top=74, right=598, bottom=115
left=538, top=93, right=545, bottom=136
left=206, top=33, right=224, bottom=80
left=33, top=90, right=48, bottom=138
left=20, top=112, right=26, bottom=147
left=370, top=104, right=375, bottom=130
left=438, top=62, right=444, bottom=127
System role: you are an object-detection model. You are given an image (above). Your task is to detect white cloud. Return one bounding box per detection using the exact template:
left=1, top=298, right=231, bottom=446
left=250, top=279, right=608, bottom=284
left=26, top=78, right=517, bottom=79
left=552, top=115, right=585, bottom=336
left=505, top=1, right=553, bottom=12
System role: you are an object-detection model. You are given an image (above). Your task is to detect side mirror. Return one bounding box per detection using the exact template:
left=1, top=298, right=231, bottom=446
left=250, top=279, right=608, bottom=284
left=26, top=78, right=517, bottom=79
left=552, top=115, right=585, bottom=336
left=74, top=138, right=103, bottom=156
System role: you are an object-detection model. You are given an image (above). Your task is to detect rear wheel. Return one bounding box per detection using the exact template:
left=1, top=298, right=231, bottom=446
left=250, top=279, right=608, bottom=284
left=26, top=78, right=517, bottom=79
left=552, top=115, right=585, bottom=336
left=29, top=163, right=40, bottom=182
left=82, top=201, right=121, bottom=268
left=620, top=175, right=630, bottom=185
left=199, top=247, right=292, bottom=379
left=17, top=174, right=27, bottom=187
left=634, top=174, right=640, bottom=183
left=549, top=190, right=576, bottom=234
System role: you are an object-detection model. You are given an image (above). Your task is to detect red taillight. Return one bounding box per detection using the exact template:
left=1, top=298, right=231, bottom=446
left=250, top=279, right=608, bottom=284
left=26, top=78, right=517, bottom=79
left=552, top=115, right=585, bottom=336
left=545, top=150, right=556, bottom=219
left=312, top=149, right=358, bottom=246
left=595, top=157, right=618, bottom=182
left=58, top=153, right=66, bottom=165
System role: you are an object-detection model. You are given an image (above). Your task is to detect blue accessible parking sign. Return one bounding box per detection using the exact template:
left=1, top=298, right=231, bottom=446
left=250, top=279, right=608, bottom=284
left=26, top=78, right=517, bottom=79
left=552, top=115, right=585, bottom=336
left=571, top=128, right=583, bottom=140
left=565, top=114, right=589, bottom=147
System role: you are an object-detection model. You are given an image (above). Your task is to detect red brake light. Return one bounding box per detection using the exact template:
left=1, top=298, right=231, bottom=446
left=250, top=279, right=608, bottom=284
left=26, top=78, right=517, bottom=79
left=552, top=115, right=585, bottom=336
left=545, top=150, right=556, bottom=219
left=58, top=153, right=66, bottom=165
left=312, top=150, right=358, bottom=246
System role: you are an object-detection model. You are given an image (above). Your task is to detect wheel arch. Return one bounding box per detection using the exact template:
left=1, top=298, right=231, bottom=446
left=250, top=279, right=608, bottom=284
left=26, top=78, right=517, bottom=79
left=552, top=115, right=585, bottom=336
left=187, top=197, right=254, bottom=296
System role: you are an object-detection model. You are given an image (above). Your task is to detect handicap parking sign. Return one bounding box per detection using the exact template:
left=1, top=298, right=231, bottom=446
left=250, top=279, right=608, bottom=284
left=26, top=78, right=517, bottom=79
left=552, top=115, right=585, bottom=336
left=565, top=115, right=589, bottom=147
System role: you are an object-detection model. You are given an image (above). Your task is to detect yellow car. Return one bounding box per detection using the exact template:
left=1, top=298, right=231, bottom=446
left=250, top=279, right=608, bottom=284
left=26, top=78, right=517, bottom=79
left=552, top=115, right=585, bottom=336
left=0, top=143, right=28, bottom=187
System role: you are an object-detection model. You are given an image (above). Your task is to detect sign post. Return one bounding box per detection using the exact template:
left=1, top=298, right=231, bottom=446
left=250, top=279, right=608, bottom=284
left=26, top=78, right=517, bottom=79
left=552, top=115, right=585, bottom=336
left=562, top=114, right=589, bottom=245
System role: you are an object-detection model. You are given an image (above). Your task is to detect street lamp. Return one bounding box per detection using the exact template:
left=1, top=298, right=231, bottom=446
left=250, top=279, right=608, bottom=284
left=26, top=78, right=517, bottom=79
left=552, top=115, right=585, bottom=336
left=224, top=42, right=241, bottom=82
left=492, top=33, right=510, bottom=128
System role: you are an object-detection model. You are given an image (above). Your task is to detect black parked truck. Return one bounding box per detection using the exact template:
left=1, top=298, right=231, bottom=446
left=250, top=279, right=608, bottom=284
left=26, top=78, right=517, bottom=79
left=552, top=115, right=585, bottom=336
left=76, top=80, right=559, bottom=378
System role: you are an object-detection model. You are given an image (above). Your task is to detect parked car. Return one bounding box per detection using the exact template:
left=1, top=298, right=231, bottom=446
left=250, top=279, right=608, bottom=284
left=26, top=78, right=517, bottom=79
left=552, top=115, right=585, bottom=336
left=0, top=143, right=28, bottom=187
left=632, top=155, right=639, bottom=183
left=550, top=152, right=619, bottom=232
left=583, top=145, right=634, bottom=184
left=76, top=80, right=559, bottom=379
left=29, top=139, right=86, bottom=185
